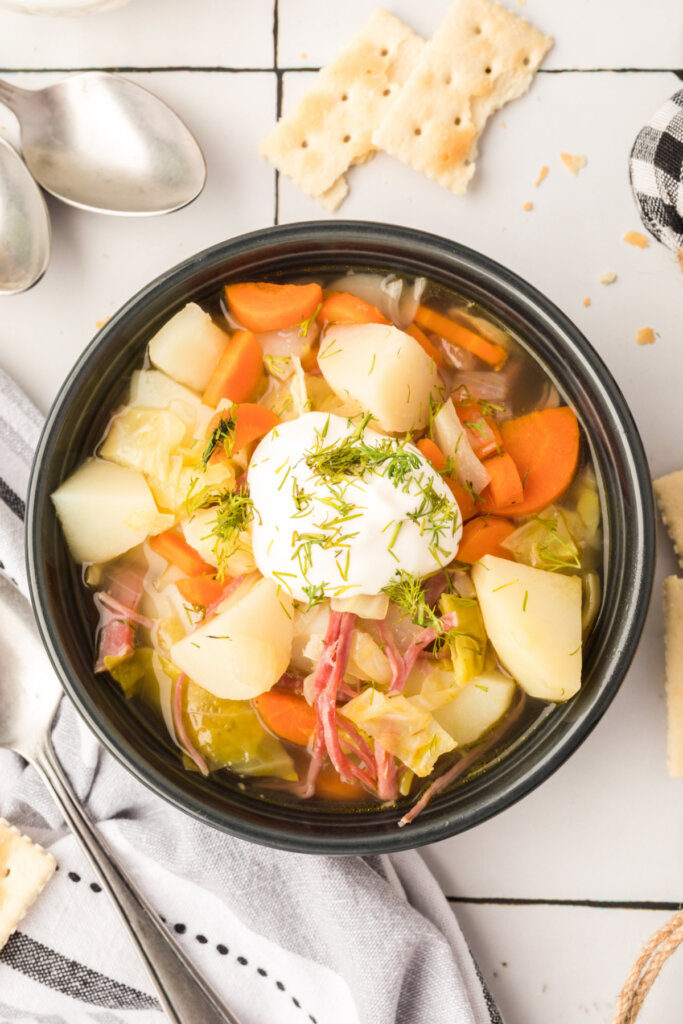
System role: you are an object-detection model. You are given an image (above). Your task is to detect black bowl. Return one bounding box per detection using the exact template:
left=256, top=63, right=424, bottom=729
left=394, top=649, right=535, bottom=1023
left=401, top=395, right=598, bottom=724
left=26, top=221, right=655, bottom=853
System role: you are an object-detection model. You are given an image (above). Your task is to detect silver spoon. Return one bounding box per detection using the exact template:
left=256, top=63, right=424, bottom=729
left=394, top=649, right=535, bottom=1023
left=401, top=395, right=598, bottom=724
left=0, top=572, right=242, bottom=1024
left=0, top=72, right=206, bottom=216
left=0, top=138, right=50, bottom=294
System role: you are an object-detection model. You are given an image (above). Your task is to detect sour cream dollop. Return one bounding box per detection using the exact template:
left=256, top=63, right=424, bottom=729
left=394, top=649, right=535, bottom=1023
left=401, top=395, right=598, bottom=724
left=248, top=412, right=463, bottom=602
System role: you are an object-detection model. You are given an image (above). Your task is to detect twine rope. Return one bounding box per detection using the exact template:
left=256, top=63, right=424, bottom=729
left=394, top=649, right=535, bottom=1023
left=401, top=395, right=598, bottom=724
left=613, top=909, right=683, bottom=1023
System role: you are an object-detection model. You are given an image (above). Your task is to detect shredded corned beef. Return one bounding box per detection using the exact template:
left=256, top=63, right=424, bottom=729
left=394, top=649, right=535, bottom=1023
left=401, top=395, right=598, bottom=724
left=377, top=620, right=407, bottom=695
left=375, top=741, right=399, bottom=801
left=401, top=610, right=460, bottom=679
left=94, top=566, right=147, bottom=672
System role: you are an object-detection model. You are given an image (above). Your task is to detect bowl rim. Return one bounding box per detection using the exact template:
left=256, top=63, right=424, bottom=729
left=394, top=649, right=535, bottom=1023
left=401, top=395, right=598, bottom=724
left=26, top=220, right=656, bottom=853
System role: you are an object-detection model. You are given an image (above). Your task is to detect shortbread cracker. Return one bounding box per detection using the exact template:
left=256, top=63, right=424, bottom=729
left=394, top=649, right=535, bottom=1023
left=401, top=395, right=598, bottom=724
left=259, top=8, right=423, bottom=210
left=653, top=470, right=683, bottom=570
left=663, top=577, right=683, bottom=777
left=372, top=0, right=552, bottom=194
left=0, top=819, right=56, bottom=949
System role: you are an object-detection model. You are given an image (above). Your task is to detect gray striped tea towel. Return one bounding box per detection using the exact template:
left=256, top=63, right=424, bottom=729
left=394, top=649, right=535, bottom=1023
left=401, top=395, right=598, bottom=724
left=0, top=366, right=502, bottom=1024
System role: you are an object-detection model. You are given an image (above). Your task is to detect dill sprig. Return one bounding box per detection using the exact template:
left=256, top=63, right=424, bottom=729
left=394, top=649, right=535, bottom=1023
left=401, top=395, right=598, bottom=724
left=382, top=570, right=440, bottom=629
left=533, top=515, right=581, bottom=571
left=298, top=302, right=322, bottom=337
left=305, top=413, right=422, bottom=489
left=200, top=409, right=237, bottom=468
left=209, top=490, right=257, bottom=571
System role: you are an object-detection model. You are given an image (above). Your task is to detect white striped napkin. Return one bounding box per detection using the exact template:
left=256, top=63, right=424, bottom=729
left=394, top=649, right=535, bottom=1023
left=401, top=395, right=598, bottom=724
left=0, top=367, right=502, bottom=1024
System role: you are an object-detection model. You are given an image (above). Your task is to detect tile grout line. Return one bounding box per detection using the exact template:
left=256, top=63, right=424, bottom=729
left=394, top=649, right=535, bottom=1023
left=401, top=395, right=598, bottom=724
left=0, top=65, right=681, bottom=75
left=446, top=896, right=683, bottom=912
left=272, top=0, right=280, bottom=226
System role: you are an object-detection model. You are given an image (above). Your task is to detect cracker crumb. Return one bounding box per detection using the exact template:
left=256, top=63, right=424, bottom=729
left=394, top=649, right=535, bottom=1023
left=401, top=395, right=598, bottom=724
left=623, top=230, right=649, bottom=248
left=535, top=165, right=549, bottom=187
left=560, top=152, right=587, bottom=175
left=300, top=52, right=308, bottom=60
left=583, top=297, right=591, bottom=307
left=95, top=318, right=110, bottom=330
left=636, top=327, right=655, bottom=345
left=677, top=249, right=683, bottom=272
left=599, top=271, right=616, bottom=285
left=523, top=201, right=532, bottom=211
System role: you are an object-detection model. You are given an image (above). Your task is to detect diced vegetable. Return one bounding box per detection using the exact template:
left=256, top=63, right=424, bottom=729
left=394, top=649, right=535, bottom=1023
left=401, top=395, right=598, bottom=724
left=205, top=404, right=280, bottom=459
left=148, top=303, right=229, bottom=391
left=99, top=407, right=187, bottom=481
left=415, top=305, right=508, bottom=370
left=405, top=323, right=446, bottom=368
left=52, top=459, right=173, bottom=565
left=128, top=368, right=202, bottom=408
left=494, top=407, right=580, bottom=516
left=202, top=330, right=263, bottom=407
left=105, top=647, right=155, bottom=698
left=170, top=578, right=294, bottom=700
left=341, top=688, right=456, bottom=777
left=317, top=323, right=443, bottom=433
left=456, top=517, right=516, bottom=564
left=254, top=690, right=316, bottom=746
left=181, top=506, right=256, bottom=577
left=319, top=291, right=388, bottom=325
left=432, top=671, right=517, bottom=745
left=225, top=281, right=323, bottom=333
left=149, top=530, right=213, bottom=577
left=432, top=399, right=490, bottom=495
left=347, top=630, right=392, bottom=687
left=183, top=678, right=296, bottom=779
left=416, top=437, right=478, bottom=521
left=481, top=452, right=524, bottom=510
left=455, top=404, right=503, bottom=459
left=176, top=574, right=228, bottom=609
left=439, top=593, right=487, bottom=686
left=471, top=554, right=582, bottom=702
left=501, top=506, right=581, bottom=572
left=331, top=593, right=389, bottom=619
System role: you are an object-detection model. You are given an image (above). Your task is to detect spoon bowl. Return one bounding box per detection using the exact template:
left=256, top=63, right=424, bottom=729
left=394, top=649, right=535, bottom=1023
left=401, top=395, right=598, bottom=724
left=0, top=138, right=51, bottom=294
left=0, top=72, right=206, bottom=216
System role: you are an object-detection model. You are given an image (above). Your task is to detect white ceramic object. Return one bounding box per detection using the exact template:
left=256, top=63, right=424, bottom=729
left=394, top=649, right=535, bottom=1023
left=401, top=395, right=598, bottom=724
left=0, top=0, right=132, bottom=14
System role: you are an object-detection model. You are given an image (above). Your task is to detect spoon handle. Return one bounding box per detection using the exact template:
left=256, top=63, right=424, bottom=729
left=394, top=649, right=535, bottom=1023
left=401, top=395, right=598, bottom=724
left=32, top=736, right=244, bottom=1024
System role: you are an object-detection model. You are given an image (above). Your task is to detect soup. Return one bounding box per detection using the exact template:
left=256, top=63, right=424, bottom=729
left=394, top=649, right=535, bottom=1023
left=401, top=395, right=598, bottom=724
left=51, top=271, right=602, bottom=825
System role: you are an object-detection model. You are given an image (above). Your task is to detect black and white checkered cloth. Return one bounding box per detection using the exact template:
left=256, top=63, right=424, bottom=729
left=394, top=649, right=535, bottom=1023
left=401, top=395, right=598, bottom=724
left=630, top=89, right=683, bottom=258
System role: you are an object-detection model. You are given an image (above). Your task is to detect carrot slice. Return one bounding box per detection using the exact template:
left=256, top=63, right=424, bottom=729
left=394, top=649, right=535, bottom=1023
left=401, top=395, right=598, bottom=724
left=480, top=453, right=524, bottom=510
left=255, top=691, right=316, bottom=746
left=202, top=330, right=262, bottom=407
left=455, top=403, right=503, bottom=459
left=176, top=574, right=225, bottom=609
left=150, top=531, right=213, bottom=577
left=319, top=290, right=388, bottom=326
left=494, top=407, right=580, bottom=517
left=206, top=403, right=280, bottom=462
left=414, top=305, right=508, bottom=369
left=417, top=438, right=477, bottom=521
left=225, top=281, right=323, bottom=333
left=405, top=322, right=446, bottom=368
left=314, top=762, right=367, bottom=801
left=456, top=517, right=516, bottom=563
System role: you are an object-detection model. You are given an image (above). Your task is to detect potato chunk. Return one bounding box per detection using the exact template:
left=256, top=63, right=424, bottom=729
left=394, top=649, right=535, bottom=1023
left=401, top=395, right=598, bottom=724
left=432, top=671, right=517, bottom=745
left=471, top=555, right=582, bottom=702
left=170, top=578, right=293, bottom=700
left=317, top=323, right=443, bottom=433
left=148, top=303, right=229, bottom=391
left=51, top=458, right=173, bottom=565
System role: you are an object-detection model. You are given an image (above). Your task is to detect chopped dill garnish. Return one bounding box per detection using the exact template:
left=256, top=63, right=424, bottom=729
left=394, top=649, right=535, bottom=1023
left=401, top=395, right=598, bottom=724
left=523, top=590, right=528, bottom=611
left=305, top=413, right=421, bottom=488
left=200, top=409, right=236, bottom=468
left=492, top=579, right=518, bottom=592
left=298, top=302, right=322, bottom=337
left=369, top=353, right=377, bottom=375
left=382, top=570, right=439, bottom=628
left=209, top=490, right=257, bottom=573
left=301, top=581, right=327, bottom=611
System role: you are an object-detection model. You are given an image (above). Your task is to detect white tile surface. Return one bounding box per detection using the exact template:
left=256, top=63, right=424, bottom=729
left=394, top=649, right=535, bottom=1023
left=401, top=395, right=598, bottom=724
left=1, top=3, right=683, bottom=1021
left=455, top=903, right=683, bottom=1023
left=277, top=0, right=683, bottom=70
left=0, top=0, right=275, bottom=69
left=0, top=70, right=276, bottom=411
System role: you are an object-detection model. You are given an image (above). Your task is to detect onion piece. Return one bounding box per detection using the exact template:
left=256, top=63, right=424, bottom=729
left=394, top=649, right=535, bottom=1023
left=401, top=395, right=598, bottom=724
left=257, top=326, right=313, bottom=360
left=451, top=370, right=509, bottom=404
left=399, top=276, right=427, bottom=328
left=433, top=399, right=490, bottom=494
left=172, top=672, right=210, bottom=777
left=380, top=276, right=404, bottom=325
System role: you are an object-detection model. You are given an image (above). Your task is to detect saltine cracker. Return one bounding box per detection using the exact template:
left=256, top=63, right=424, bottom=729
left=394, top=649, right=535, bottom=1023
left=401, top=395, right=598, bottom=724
left=259, top=8, right=424, bottom=209
left=653, top=469, right=683, bottom=570
left=0, top=819, right=56, bottom=949
left=372, top=0, right=552, bottom=194
left=663, top=577, right=683, bottom=778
